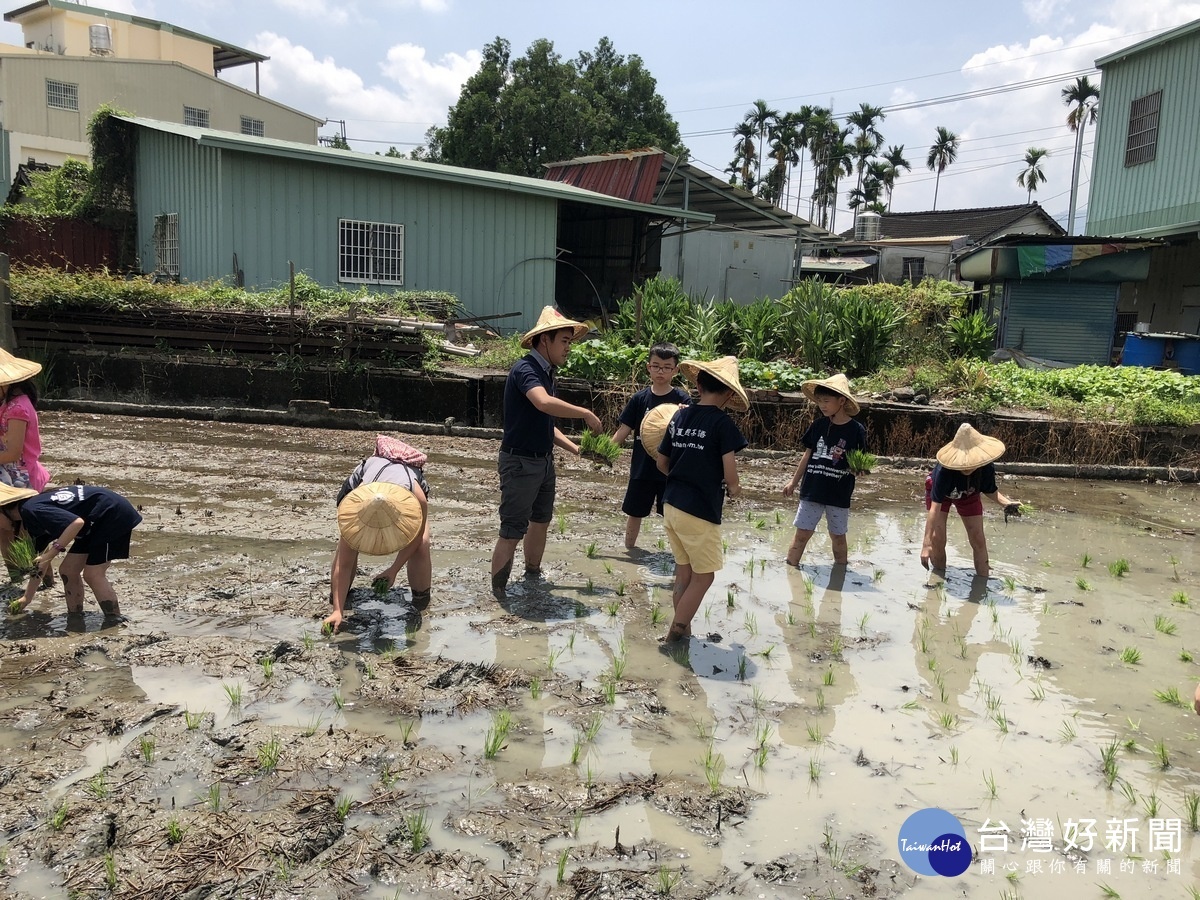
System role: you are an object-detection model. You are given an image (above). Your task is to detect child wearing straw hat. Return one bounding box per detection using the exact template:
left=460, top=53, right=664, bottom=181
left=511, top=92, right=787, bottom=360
left=325, top=436, right=431, bottom=633
left=490, top=307, right=602, bottom=599
left=610, top=342, right=691, bottom=550
left=655, top=356, right=748, bottom=643
left=782, top=374, right=867, bottom=567
left=921, top=423, right=1022, bottom=577
left=0, top=349, right=51, bottom=562
left=1, top=483, right=141, bottom=617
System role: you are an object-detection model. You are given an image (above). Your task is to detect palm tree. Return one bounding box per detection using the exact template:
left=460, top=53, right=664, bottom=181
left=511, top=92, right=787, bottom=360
left=881, top=144, right=910, bottom=211
left=731, top=121, right=756, bottom=190
left=743, top=99, right=779, bottom=186
left=1062, top=75, right=1100, bottom=234
left=789, top=105, right=815, bottom=215
left=846, top=102, right=886, bottom=226
left=804, top=106, right=836, bottom=220
left=926, top=126, right=959, bottom=211
left=1017, top=147, right=1050, bottom=203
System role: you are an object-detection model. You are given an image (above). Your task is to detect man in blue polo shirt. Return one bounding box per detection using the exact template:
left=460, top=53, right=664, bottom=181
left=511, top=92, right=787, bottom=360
left=490, top=306, right=602, bottom=599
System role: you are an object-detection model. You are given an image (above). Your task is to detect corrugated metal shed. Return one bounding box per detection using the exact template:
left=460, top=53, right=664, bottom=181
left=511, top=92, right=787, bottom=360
left=1087, top=19, right=1200, bottom=237
left=124, top=117, right=711, bottom=332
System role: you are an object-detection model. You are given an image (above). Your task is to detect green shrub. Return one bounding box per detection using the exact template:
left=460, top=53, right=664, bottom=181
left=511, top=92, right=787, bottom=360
left=944, top=311, right=997, bottom=360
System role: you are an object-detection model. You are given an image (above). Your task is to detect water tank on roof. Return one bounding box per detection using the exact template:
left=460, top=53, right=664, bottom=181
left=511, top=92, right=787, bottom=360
left=855, top=211, right=881, bottom=241
left=89, top=24, right=112, bottom=56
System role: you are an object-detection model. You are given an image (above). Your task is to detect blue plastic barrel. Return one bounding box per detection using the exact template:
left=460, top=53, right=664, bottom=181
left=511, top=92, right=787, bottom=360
left=1171, top=337, right=1200, bottom=376
left=1121, top=333, right=1166, bottom=368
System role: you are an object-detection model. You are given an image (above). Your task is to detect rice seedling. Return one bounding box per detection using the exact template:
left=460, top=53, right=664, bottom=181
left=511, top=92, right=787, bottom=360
left=1028, top=679, right=1045, bottom=701
left=650, top=604, right=665, bottom=626
left=937, top=711, right=959, bottom=731
left=1100, top=740, right=1120, bottom=787
left=48, top=800, right=69, bottom=830
left=615, top=581, right=626, bottom=597
left=831, top=635, right=844, bottom=656
left=816, top=688, right=826, bottom=713
left=166, top=817, right=184, bottom=845
left=948, top=746, right=959, bottom=766
left=546, top=647, right=564, bottom=672
left=332, top=690, right=345, bottom=710
left=656, top=865, right=682, bottom=896
left=1154, top=687, right=1184, bottom=707
left=104, top=852, right=117, bottom=890
left=223, top=682, right=243, bottom=707
left=774, top=510, right=782, bottom=525
left=753, top=720, right=772, bottom=749
left=321, top=621, right=334, bottom=637
left=579, top=430, right=622, bottom=465
left=1079, top=552, right=1092, bottom=567
left=257, top=735, right=283, bottom=773
left=584, top=542, right=598, bottom=559
left=872, top=568, right=884, bottom=583
left=983, top=770, right=998, bottom=799
left=183, top=708, right=206, bottom=731
left=1184, top=792, right=1199, bottom=831
left=656, top=536, right=665, bottom=551
left=483, top=710, right=513, bottom=759
left=302, top=714, right=323, bottom=737
left=807, top=621, right=817, bottom=638
left=900, top=699, right=919, bottom=710
left=405, top=808, right=430, bottom=852
left=724, top=588, right=736, bottom=610
left=139, top=735, right=156, bottom=764
left=1119, top=646, right=1141, bottom=665
left=1108, top=559, right=1130, bottom=578
left=803, top=577, right=815, bottom=599
left=362, top=658, right=377, bottom=680
left=691, top=716, right=714, bottom=741
left=1098, top=884, right=1120, bottom=899
left=206, top=783, right=222, bottom=813
left=86, top=772, right=109, bottom=799
left=1075, top=577, right=1091, bottom=591
left=1058, top=719, right=1077, bottom=742
left=566, top=632, right=576, bottom=653
left=822, top=668, right=834, bottom=686
left=584, top=762, right=597, bottom=790
left=556, top=848, right=569, bottom=884
left=569, top=736, right=583, bottom=765
left=602, top=561, right=613, bottom=575
left=721, top=538, right=729, bottom=552
left=699, top=743, right=725, bottom=794
left=335, top=795, right=353, bottom=822
left=556, top=513, right=567, bottom=535
left=808, top=755, right=821, bottom=782
left=736, top=653, right=747, bottom=681
left=379, top=763, right=399, bottom=789
left=754, top=517, right=767, bottom=530
left=300, top=631, right=315, bottom=652
left=397, top=718, right=417, bottom=746
left=583, top=712, right=603, bottom=742
left=1172, top=590, right=1190, bottom=606
left=856, top=612, right=869, bottom=632
left=1153, top=615, right=1177, bottom=635
left=1142, top=791, right=1160, bottom=818
left=1154, top=739, right=1170, bottom=769
left=806, top=722, right=823, bottom=743
left=259, top=656, right=274, bottom=679
left=571, top=807, right=584, bottom=837
left=601, top=679, right=617, bottom=705
left=8, top=533, right=37, bottom=579
left=753, top=743, right=768, bottom=768
left=1181, top=649, right=1194, bottom=663
left=1002, top=575, right=1017, bottom=595
left=1119, top=780, right=1138, bottom=806
left=992, top=710, right=1009, bottom=734
left=1169, top=555, right=1181, bottom=582
left=846, top=449, right=876, bottom=474
left=756, top=644, right=776, bottom=660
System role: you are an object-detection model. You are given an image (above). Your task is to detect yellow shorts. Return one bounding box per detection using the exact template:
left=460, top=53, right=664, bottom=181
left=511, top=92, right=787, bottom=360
left=663, top=504, right=724, bottom=574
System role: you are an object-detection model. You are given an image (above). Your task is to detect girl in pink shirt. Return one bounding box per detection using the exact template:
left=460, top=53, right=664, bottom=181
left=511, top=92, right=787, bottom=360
left=0, top=349, right=49, bottom=561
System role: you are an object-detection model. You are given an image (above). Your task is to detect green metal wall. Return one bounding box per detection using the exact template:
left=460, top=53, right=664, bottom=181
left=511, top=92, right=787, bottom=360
left=134, top=128, right=560, bottom=330
left=1001, top=281, right=1118, bottom=365
left=1087, top=28, right=1200, bottom=236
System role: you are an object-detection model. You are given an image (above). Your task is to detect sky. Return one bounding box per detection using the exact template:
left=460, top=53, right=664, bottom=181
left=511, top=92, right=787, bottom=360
left=4, top=0, right=1199, bottom=231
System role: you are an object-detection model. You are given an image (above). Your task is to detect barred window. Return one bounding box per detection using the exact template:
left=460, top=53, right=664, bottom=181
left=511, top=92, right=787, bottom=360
left=46, top=79, right=78, bottom=110
left=183, top=106, right=210, bottom=128
left=1124, top=90, right=1161, bottom=167
left=902, top=256, right=925, bottom=283
left=240, top=116, right=265, bottom=137
left=339, top=219, right=404, bottom=285
left=152, top=213, right=180, bottom=277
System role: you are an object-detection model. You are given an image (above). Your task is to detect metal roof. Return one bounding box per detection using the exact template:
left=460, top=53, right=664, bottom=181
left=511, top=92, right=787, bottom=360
left=543, top=148, right=837, bottom=242
left=117, top=117, right=715, bottom=225
left=4, top=0, right=268, bottom=70
left=1096, top=17, right=1200, bottom=66
left=837, top=204, right=1065, bottom=243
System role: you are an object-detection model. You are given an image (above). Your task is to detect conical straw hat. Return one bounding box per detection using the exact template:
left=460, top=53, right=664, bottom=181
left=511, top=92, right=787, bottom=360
left=936, top=423, right=1005, bottom=470
left=0, top=348, right=41, bottom=387
left=0, top=483, right=37, bottom=507
left=678, top=356, right=749, bottom=412
left=520, top=306, right=590, bottom=349
left=639, top=403, right=687, bottom=460
left=337, top=482, right=422, bottom=556
left=801, top=373, right=861, bottom=416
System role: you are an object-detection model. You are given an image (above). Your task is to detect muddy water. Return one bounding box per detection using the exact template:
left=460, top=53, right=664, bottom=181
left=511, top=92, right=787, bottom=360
left=1, top=412, right=1198, bottom=899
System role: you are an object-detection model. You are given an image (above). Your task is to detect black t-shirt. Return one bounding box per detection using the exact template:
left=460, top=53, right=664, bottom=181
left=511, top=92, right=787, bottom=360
left=618, top=385, right=691, bottom=482
left=928, top=462, right=997, bottom=502
left=19, top=485, right=142, bottom=548
left=659, top=404, right=747, bottom=524
left=502, top=352, right=555, bottom=454
left=799, top=417, right=868, bottom=509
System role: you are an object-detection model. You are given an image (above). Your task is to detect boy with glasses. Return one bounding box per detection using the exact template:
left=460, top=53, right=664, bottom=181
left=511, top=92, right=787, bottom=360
left=610, top=343, right=690, bottom=549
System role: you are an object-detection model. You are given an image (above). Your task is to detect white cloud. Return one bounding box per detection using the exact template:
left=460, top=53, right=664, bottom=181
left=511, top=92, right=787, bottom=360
left=380, top=42, right=481, bottom=116
left=1022, top=0, right=1073, bottom=26
left=272, top=0, right=350, bottom=25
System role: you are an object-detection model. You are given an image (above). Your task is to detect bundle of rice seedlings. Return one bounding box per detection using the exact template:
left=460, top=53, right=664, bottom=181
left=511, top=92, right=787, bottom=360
left=846, top=449, right=877, bottom=474
left=8, top=534, right=38, bottom=581
left=579, top=431, right=622, bottom=466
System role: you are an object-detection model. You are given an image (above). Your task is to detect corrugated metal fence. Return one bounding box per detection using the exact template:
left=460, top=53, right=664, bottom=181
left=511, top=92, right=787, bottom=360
left=0, top=217, right=121, bottom=270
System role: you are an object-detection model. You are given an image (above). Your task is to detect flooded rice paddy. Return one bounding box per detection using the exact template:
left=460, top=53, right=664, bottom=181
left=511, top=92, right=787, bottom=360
left=1, top=412, right=1198, bottom=899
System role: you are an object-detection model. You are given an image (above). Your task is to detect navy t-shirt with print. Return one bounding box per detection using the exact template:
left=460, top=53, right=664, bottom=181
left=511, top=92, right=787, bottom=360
left=659, top=404, right=747, bottom=524
left=928, top=462, right=997, bottom=503
left=502, top=353, right=555, bottom=454
left=19, top=485, right=142, bottom=549
left=618, top=385, right=691, bottom=482
left=799, top=417, right=868, bottom=509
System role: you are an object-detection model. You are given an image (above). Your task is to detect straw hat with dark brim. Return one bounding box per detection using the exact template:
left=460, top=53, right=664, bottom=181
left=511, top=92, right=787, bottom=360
left=0, top=349, right=41, bottom=388
left=0, top=484, right=37, bottom=508
left=801, top=373, right=861, bottom=417
left=520, top=306, right=590, bottom=349
left=679, top=356, right=749, bottom=412
left=639, top=403, right=688, bottom=460
left=337, top=482, right=423, bottom=556
left=936, top=423, right=1006, bottom=471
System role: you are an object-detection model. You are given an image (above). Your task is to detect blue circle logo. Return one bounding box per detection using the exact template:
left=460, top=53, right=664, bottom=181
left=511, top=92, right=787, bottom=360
left=897, top=808, right=971, bottom=877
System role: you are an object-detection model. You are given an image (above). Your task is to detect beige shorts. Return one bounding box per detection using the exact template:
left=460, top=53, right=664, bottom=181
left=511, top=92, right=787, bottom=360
left=663, top=504, right=724, bottom=574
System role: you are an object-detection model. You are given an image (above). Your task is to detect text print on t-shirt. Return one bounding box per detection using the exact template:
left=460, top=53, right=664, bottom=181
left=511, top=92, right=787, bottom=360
left=51, top=487, right=84, bottom=504
left=808, top=435, right=849, bottom=481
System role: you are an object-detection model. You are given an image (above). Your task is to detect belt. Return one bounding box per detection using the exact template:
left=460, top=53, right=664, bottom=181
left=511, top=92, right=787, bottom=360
left=500, top=446, right=551, bottom=458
